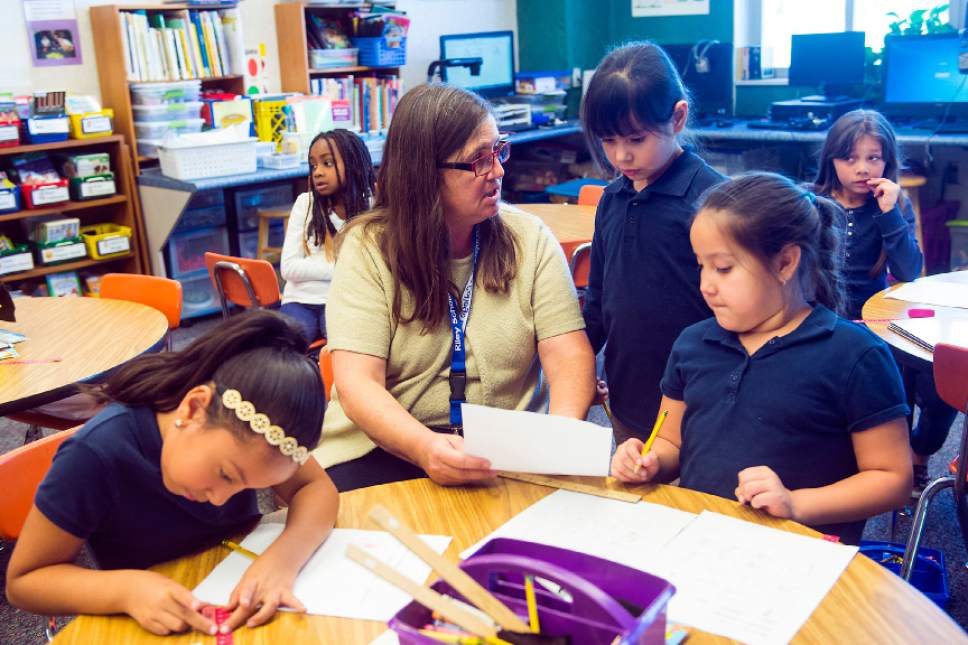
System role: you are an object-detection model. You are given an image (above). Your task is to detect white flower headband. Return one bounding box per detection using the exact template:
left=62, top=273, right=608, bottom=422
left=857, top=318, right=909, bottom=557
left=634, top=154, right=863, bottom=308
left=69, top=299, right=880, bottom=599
left=221, top=389, right=310, bottom=466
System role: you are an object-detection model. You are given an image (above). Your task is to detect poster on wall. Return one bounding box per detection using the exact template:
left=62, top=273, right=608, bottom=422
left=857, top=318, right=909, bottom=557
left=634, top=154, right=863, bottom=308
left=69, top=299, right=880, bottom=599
left=632, top=0, right=710, bottom=17
left=23, top=0, right=83, bottom=67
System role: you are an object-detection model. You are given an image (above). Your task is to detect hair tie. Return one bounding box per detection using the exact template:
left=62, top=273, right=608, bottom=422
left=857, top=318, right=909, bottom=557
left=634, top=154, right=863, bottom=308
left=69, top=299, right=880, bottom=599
left=804, top=191, right=817, bottom=205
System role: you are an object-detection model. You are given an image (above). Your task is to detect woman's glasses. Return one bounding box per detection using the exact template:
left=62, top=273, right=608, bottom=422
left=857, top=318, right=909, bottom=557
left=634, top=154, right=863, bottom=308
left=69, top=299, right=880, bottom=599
left=438, top=139, right=511, bottom=177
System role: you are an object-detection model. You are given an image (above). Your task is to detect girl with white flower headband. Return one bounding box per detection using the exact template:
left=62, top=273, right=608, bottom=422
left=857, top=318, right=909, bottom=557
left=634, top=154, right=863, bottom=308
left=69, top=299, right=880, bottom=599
left=6, top=310, right=338, bottom=638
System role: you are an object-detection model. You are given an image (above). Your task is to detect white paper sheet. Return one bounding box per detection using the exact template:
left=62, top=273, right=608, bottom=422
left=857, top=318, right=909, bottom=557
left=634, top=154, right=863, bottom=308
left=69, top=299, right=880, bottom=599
left=651, top=512, right=858, bottom=645
left=193, top=525, right=452, bottom=621
left=461, top=404, right=612, bottom=476
left=885, top=279, right=968, bottom=309
left=370, top=631, right=400, bottom=645
left=461, top=490, right=696, bottom=573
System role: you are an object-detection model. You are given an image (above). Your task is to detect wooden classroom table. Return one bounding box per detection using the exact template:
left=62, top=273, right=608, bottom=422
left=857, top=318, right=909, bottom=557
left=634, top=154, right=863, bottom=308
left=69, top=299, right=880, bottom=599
left=0, top=296, right=168, bottom=415
left=510, top=203, right=596, bottom=259
left=53, top=476, right=966, bottom=645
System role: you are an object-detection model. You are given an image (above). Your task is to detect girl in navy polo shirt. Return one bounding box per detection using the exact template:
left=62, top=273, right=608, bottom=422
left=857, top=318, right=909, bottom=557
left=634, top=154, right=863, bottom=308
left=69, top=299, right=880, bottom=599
left=813, top=109, right=956, bottom=497
left=7, top=311, right=339, bottom=637
left=581, top=42, right=725, bottom=445
left=611, top=173, right=912, bottom=543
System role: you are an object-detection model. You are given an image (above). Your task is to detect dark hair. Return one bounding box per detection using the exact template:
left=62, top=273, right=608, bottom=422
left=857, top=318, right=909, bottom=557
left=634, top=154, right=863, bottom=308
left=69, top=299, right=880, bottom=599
left=97, top=310, right=325, bottom=450
left=697, top=173, right=844, bottom=315
left=581, top=41, right=691, bottom=172
left=306, top=129, right=376, bottom=257
left=346, top=84, right=518, bottom=332
left=814, top=109, right=902, bottom=195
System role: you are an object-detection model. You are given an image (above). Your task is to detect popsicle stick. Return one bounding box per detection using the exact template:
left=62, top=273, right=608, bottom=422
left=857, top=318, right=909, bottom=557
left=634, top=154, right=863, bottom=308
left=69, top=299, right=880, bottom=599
left=368, top=505, right=531, bottom=633
left=499, top=472, right=641, bottom=503
left=345, top=544, right=501, bottom=639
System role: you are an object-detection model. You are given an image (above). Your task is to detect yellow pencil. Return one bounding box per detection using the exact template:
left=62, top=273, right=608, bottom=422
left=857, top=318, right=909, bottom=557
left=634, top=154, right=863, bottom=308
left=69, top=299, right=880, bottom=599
left=221, top=539, right=258, bottom=560
left=634, top=410, right=668, bottom=474
left=524, top=575, right=540, bottom=633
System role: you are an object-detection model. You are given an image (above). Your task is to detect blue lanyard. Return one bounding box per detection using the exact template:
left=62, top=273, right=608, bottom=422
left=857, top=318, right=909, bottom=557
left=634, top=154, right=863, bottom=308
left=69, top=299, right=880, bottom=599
left=447, top=226, right=480, bottom=430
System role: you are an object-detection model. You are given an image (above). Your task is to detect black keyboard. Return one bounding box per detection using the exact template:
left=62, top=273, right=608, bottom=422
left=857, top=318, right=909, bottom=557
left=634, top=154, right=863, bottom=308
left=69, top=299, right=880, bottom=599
left=746, top=118, right=828, bottom=131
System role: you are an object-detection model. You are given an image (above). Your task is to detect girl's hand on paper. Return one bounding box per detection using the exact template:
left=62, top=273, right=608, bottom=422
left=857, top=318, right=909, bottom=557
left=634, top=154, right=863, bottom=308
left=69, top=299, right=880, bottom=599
left=122, top=570, right=216, bottom=636
left=610, top=438, right=659, bottom=483
left=222, top=552, right=305, bottom=632
left=735, top=466, right=796, bottom=520
left=867, top=177, right=900, bottom=213
left=420, top=433, right=496, bottom=486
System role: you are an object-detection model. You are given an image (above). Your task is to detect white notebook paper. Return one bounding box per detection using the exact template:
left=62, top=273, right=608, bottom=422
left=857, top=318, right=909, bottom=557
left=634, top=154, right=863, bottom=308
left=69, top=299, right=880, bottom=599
left=888, top=316, right=968, bottom=352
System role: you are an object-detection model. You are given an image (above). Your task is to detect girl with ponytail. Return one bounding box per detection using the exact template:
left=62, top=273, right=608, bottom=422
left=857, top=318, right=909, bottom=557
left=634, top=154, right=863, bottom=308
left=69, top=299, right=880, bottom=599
left=7, top=310, right=338, bottom=637
left=610, top=173, right=912, bottom=544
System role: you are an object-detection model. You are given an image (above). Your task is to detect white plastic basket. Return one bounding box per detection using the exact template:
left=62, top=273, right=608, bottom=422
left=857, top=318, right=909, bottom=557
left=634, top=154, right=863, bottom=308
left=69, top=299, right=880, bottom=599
left=158, top=138, right=258, bottom=181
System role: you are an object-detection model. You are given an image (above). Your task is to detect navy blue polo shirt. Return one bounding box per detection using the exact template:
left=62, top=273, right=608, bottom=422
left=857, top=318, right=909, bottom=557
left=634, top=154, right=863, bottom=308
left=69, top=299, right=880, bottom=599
left=828, top=194, right=923, bottom=319
left=583, top=149, right=725, bottom=433
left=36, top=403, right=260, bottom=570
left=661, top=305, right=908, bottom=544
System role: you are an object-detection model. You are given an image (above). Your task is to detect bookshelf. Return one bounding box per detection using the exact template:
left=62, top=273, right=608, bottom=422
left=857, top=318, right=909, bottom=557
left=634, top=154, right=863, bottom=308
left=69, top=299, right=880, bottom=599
left=90, top=4, right=246, bottom=174
left=0, top=135, right=147, bottom=287
left=275, top=2, right=401, bottom=96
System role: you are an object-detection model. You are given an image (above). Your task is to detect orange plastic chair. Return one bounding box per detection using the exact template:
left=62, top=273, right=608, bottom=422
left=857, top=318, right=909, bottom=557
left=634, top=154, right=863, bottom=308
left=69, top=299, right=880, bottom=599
left=901, top=343, right=968, bottom=580
left=577, top=184, right=605, bottom=207
left=0, top=427, right=78, bottom=541
left=569, top=242, right=592, bottom=306
left=319, top=348, right=334, bottom=405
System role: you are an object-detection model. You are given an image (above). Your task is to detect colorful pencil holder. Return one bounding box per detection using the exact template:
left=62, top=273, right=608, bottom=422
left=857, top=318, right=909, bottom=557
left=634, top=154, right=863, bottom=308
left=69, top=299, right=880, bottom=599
left=389, top=538, right=675, bottom=645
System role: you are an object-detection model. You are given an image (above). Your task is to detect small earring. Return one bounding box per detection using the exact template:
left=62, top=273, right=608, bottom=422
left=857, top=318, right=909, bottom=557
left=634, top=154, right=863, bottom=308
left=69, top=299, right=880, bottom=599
left=174, top=419, right=184, bottom=429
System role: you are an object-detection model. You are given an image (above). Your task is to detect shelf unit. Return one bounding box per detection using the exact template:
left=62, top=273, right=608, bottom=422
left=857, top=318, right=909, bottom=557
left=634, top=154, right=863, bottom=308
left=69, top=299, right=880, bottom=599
left=90, top=3, right=246, bottom=174
left=0, top=135, right=147, bottom=287
left=275, top=2, right=400, bottom=96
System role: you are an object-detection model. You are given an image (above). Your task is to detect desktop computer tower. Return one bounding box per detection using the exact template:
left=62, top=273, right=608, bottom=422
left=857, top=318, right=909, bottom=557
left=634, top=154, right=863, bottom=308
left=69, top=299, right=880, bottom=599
left=769, top=97, right=862, bottom=123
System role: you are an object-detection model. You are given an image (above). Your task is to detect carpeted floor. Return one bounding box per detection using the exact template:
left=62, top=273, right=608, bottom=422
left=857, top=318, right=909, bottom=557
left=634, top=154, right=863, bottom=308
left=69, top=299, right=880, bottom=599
left=1, top=314, right=966, bottom=643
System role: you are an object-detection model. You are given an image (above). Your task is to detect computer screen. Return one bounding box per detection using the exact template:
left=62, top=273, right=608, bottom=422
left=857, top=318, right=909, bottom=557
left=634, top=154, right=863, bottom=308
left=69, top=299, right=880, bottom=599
left=883, top=34, right=968, bottom=115
left=789, top=32, right=865, bottom=87
left=662, top=42, right=733, bottom=118
left=439, top=31, right=515, bottom=99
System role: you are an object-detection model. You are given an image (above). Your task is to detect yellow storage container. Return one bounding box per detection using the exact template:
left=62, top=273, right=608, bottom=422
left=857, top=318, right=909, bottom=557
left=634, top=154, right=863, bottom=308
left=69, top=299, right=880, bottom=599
left=68, top=109, right=114, bottom=139
left=80, top=223, right=132, bottom=259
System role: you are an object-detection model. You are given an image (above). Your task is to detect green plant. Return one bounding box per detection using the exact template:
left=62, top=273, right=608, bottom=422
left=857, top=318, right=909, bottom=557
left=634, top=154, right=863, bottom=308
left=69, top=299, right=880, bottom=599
left=887, top=4, right=955, bottom=35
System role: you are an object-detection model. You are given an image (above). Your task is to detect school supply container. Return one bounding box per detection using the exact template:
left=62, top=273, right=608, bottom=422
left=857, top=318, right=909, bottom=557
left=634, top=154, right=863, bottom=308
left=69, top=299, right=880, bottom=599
left=32, top=217, right=80, bottom=244
left=68, top=109, right=114, bottom=139
left=80, top=224, right=132, bottom=260
left=178, top=273, right=220, bottom=319
left=253, top=99, right=288, bottom=147
left=234, top=183, right=294, bottom=231
left=157, top=138, right=258, bottom=181
left=60, top=152, right=111, bottom=178
left=0, top=111, right=19, bottom=147
left=0, top=243, right=34, bottom=275
left=352, top=37, right=407, bottom=67
left=26, top=115, right=70, bottom=144
left=36, top=236, right=87, bottom=265
left=946, top=220, right=968, bottom=272
left=132, top=101, right=204, bottom=123
left=166, top=226, right=230, bottom=278
left=130, top=81, right=202, bottom=106
left=0, top=183, right=20, bottom=214
left=174, top=204, right=227, bottom=233
left=69, top=173, right=117, bottom=200
left=201, top=96, right=253, bottom=130
left=134, top=118, right=206, bottom=140
left=261, top=153, right=301, bottom=170
left=859, top=541, right=950, bottom=609
left=309, top=47, right=358, bottom=69
left=21, top=179, right=69, bottom=209
left=390, top=538, right=675, bottom=645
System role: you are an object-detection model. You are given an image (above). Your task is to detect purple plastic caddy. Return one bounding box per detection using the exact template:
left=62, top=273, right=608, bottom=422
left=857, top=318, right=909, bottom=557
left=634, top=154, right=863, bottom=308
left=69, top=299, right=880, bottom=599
left=389, top=538, right=675, bottom=645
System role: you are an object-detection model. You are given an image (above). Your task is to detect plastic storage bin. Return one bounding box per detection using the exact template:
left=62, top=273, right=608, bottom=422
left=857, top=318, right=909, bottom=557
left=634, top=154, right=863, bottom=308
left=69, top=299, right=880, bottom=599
left=0, top=244, right=34, bottom=275
left=134, top=118, right=205, bottom=139
left=234, top=183, right=294, bottom=231
left=158, top=138, right=258, bottom=181
left=68, top=109, right=114, bottom=139
left=238, top=225, right=284, bottom=260
left=309, top=47, right=358, bottom=69
left=390, top=538, right=675, bottom=645
left=132, top=101, right=204, bottom=122
left=36, top=236, right=87, bottom=265
left=947, top=220, right=968, bottom=272
left=179, top=272, right=220, bottom=319
left=352, top=37, right=407, bottom=67
left=859, top=541, right=949, bottom=608
left=0, top=184, right=20, bottom=214
left=26, top=115, right=70, bottom=143
left=174, top=204, right=227, bottom=233
left=69, top=174, right=117, bottom=200
left=130, top=81, right=202, bottom=105
left=80, top=224, right=132, bottom=259
left=166, top=226, right=230, bottom=278
left=21, top=180, right=70, bottom=209
left=186, top=189, right=224, bottom=210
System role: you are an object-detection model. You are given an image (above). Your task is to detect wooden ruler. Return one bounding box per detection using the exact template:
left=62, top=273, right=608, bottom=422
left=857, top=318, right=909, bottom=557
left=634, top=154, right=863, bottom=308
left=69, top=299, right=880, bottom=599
left=499, top=472, right=641, bottom=503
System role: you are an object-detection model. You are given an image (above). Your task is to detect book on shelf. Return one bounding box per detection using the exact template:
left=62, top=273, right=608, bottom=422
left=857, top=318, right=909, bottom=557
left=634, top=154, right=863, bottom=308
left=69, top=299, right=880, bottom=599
left=310, top=75, right=401, bottom=133
left=121, top=7, right=244, bottom=82
left=888, top=317, right=968, bottom=353
left=736, top=46, right=775, bottom=81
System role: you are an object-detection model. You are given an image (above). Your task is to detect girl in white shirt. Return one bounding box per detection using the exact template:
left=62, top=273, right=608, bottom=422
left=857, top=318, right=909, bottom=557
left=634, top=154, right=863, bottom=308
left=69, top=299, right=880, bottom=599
left=279, top=129, right=375, bottom=343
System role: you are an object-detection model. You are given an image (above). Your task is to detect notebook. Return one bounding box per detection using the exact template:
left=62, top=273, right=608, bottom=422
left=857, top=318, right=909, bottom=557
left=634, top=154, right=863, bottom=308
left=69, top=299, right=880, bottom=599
left=887, top=317, right=968, bottom=352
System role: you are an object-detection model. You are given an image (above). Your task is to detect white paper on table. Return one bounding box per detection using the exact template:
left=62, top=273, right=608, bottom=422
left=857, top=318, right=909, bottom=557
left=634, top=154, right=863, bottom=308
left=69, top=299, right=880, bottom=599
left=650, top=511, right=858, bottom=645
left=461, top=403, right=612, bottom=476
left=461, top=489, right=696, bottom=573
left=885, top=280, right=968, bottom=309
left=370, top=631, right=400, bottom=645
left=193, top=525, right=451, bottom=621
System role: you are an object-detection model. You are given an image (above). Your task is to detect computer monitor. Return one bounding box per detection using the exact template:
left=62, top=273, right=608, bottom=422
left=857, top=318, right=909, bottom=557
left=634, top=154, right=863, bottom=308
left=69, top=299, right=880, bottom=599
left=789, top=31, right=865, bottom=101
left=661, top=42, right=734, bottom=118
left=439, top=31, right=515, bottom=99
left=882, top=33, right=968, bottom=119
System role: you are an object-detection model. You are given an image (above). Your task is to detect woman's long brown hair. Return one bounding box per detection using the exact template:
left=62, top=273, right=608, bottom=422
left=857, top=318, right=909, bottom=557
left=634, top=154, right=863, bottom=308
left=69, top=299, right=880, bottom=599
left=344, top=84, right=517, bottom=332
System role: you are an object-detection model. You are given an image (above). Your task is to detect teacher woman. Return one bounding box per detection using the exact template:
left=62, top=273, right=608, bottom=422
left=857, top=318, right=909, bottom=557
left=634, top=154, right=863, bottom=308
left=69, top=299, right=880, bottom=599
left=314, top=84, right=595, bottom=491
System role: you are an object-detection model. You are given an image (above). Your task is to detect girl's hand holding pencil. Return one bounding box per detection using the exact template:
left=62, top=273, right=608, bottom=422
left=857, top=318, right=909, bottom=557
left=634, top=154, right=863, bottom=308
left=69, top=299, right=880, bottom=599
left=610, top=438, right=660, bottom=483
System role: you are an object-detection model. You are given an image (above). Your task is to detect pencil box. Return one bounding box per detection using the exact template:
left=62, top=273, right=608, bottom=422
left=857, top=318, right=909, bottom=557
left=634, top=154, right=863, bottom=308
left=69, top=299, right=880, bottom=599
left=389, top=538, right=675, bottom=645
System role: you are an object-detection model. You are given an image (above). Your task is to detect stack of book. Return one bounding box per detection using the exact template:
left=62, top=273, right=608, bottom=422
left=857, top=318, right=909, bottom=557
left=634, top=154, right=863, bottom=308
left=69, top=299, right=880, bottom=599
left=120, top=8, right=244, bottom=82
left=310, top=76, right=402, bottom=133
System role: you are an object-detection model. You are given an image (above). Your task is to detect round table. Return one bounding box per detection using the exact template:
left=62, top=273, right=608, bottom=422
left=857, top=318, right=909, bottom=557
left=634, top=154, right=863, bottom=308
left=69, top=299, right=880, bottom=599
left=52, top=477, right=966, bottom=644
left=0, top=296, right=168, bottom=415
left=861, top=285, right=937, bottom=368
